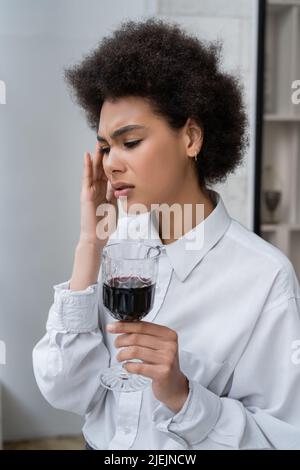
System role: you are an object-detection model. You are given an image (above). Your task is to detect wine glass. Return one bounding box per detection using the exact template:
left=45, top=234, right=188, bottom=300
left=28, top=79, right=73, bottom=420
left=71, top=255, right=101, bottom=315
left=100, top=240, right=161, bottom=392
left=263, top=190, right=282, bottom=224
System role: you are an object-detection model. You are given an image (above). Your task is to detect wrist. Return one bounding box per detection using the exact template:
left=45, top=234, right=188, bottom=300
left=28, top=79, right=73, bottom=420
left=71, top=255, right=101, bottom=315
left=78, top=237, right=105, bottom=250
left=166, top=375, right=189, bottom=414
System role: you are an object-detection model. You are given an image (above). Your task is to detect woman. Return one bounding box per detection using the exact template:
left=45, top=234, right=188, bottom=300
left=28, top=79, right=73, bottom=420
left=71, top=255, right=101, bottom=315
left=32, top=18, right=300, bottom=450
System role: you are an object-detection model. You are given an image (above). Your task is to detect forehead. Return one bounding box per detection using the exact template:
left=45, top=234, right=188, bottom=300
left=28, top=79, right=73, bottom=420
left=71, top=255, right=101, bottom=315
left=98, top=96, right=157, bottom=135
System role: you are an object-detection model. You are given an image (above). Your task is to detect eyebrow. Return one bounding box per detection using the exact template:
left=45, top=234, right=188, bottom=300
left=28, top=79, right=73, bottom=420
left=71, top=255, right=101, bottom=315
left=97, top=125, right=146, bottom=143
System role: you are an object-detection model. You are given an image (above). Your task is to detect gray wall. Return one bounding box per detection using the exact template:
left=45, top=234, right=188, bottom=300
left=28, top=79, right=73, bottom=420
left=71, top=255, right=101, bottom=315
left=0, top=0, right=258, bottom=441
left=0, top=0, right=156, bottom=441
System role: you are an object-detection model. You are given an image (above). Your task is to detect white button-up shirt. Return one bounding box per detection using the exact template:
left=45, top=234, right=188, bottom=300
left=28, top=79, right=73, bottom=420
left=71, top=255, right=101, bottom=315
left=32, top=190, right=300, bottom=450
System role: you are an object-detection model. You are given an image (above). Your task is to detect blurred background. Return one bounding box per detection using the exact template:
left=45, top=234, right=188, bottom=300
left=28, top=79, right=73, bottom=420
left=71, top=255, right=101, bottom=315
left=0, top=0, right=299, bottom=450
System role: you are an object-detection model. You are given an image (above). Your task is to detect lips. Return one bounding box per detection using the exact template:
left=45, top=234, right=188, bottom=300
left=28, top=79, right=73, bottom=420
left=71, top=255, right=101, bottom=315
left=111, top=182, right=135, bottom=190
left=114, top=187, right=134, bottom=198
left=110, top=181, right=135, bottom=198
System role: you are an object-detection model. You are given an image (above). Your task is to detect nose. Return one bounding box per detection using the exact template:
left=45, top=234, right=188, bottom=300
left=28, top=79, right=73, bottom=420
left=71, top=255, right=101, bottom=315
left=103, top=148, right=126, bottom=176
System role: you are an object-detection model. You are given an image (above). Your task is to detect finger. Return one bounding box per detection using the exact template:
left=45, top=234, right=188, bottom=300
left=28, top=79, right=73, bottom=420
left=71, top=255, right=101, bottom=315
left=122, top=362, right=168, bottom=381
left=82, top=152, right=93, bottom=188
left=93, top=143, right=103, bottom=181
left=116, top=346, right=165, bottom=365
left=107, top=321, right=176, bottom=340
left=106, top=180, right=115, bottom=202
left=115, top=333, right=166, bottom=351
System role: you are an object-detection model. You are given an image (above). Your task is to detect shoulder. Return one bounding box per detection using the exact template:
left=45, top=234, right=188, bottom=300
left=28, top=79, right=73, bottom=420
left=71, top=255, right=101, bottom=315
left=224, top=219, right=300, bottom=308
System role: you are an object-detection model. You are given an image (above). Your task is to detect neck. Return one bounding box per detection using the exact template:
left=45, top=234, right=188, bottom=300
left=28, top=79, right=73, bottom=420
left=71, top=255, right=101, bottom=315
left=157, top=177, right=215, bottom=245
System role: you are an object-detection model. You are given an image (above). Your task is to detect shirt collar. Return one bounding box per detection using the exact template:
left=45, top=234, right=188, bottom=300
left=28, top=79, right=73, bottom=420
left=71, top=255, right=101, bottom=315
left=116, top=189, right=232, bottom=283
left=168, top=190, right=232, bottom=281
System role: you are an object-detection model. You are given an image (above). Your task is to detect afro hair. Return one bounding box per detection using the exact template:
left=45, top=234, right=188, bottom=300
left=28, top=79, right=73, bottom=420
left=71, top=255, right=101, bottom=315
left=64, top=17, right=249, bottom=190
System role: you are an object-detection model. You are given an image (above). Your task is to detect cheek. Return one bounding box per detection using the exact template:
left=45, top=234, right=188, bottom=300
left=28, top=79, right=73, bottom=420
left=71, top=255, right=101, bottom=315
left=145, top=139, right=175, bottom=176
left=137, top=153, right=173, bottom=189
left=151, top=144, right=181, bottom=184
left=141, top=157, right=180, bottom=205
left=132, top=138, right=183, bottom=200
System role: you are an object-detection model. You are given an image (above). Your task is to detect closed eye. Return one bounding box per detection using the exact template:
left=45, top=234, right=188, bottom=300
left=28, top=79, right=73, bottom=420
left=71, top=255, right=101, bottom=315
left=100, top=140, right=142, bottom=155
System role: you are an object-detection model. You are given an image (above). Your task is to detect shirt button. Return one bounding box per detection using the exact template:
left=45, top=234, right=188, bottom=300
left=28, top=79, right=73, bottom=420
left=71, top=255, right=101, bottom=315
left=123, top=426, right=131, bottom=434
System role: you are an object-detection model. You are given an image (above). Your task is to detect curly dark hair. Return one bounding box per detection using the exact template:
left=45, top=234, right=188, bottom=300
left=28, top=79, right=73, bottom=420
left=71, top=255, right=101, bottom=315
left=64, top=17, right=248, bottom=190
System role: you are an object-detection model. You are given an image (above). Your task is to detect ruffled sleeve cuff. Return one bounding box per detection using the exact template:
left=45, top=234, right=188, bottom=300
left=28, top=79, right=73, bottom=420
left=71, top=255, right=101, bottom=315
left=46, top=279, right=100, bottom=333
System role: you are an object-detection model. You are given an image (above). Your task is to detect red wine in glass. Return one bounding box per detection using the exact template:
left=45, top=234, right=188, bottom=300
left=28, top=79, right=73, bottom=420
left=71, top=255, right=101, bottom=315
left=103, top=275, right=156, bottom=321
left=99, top=241, right=161, bottom=392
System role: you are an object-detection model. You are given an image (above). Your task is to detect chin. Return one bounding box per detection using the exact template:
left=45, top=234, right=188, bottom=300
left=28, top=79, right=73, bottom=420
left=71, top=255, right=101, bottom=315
left=119, top=196, right=152, bottom=215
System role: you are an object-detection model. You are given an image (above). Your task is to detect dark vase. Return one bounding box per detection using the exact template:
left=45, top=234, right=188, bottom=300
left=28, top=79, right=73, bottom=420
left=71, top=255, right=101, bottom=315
left=263, top=190, right=282, bottom=223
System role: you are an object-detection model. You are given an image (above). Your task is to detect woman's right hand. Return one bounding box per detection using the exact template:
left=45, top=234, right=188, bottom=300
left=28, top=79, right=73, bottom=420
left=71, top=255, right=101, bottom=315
left=79, top=143, right=118, bottom=247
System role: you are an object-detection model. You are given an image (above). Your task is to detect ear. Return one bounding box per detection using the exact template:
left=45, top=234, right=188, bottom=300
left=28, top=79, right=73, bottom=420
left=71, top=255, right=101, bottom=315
left=183, top=117, right=204, bottom=158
